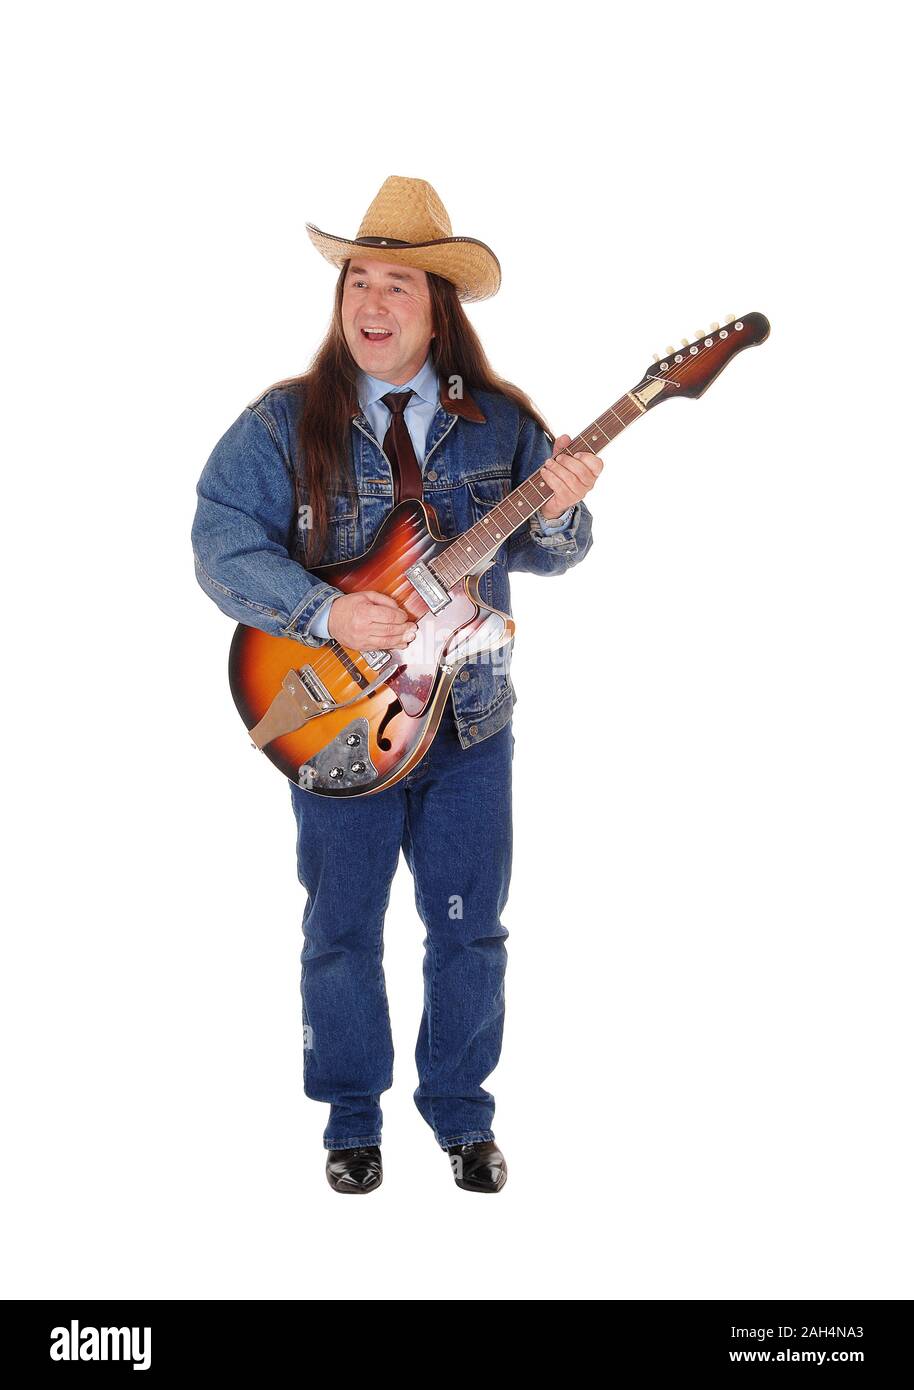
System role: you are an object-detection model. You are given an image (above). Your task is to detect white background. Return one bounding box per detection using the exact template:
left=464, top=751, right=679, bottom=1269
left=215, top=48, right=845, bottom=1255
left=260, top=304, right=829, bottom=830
left=2, top=1, right=910, bottom=1300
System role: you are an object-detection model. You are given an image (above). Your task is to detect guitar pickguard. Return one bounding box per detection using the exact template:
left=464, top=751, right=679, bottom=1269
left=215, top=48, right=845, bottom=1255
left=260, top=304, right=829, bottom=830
left=384, top=583, right=509, bottom=717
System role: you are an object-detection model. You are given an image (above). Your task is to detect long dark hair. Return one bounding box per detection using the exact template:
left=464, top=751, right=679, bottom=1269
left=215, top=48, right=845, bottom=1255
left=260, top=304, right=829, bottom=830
left=271, top=262, right=554, bottom=565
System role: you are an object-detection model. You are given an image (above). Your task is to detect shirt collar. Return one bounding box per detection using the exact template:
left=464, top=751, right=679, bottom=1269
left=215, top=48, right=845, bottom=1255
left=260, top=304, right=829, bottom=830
left=357, top=351, right=440, bottom=414
left=350, top=351, right=486, bottom=423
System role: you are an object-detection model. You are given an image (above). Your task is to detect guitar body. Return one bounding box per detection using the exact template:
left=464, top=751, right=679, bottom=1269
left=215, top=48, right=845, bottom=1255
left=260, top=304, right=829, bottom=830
left=229, top=499, right=515, bottom=796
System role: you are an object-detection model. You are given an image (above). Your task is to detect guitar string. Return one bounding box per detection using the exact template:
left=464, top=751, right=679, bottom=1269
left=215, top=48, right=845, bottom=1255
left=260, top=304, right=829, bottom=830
left=302, top=328, right=735, bottom=688
left=303, top=331, right=720, bottom=686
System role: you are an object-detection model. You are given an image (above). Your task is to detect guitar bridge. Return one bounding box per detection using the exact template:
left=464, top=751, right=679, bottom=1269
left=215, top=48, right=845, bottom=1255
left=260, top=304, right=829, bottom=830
left=300, top=665, right=333, bottom=705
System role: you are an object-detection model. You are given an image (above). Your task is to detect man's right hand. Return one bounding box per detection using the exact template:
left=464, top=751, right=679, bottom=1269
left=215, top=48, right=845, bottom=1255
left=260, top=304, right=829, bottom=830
left=326, top=590, right=418, bottom=650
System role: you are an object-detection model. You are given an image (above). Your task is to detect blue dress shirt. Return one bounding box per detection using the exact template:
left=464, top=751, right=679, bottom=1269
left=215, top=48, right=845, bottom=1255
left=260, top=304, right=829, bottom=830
left=310, top=353, right=573, bottom=639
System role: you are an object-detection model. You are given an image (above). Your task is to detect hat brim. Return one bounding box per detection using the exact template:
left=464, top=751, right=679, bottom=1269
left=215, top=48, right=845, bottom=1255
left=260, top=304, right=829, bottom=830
left=306, top=223, right=501, bottom=303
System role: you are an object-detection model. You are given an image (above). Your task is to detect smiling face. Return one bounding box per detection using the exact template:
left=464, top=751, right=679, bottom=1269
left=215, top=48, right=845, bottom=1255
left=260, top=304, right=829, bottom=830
left=341, top=258, right=435, bottom=384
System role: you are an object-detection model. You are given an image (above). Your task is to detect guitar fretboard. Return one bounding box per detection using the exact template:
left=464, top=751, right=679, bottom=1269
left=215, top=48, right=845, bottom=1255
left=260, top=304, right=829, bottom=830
left=431, top=389, right=643, bottom=588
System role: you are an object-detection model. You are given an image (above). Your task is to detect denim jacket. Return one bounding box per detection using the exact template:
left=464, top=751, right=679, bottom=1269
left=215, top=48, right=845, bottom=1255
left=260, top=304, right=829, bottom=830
left=191, top=376, right=594, bottom=748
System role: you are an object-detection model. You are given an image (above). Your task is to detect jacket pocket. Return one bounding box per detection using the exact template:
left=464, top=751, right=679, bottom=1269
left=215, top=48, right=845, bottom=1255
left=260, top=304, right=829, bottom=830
left=329, top=491, right=359, bottom=560
left=297, top=491, right=359, bottom=562
left=466, top=475, right=512, bottom=605
left=467, top=475, right=512, bottom=565
left=467, top=474, right=511, bottom=507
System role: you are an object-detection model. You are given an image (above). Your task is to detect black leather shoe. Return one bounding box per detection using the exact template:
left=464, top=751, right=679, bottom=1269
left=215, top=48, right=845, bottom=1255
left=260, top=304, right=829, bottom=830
left=446, top=1139, right=507, bottom=1193
left=325, top=1144, right=383, bottom=1194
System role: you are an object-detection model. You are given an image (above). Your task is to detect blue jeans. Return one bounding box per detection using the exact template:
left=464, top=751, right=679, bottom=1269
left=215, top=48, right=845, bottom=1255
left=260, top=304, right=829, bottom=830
left=289, top=702, right=514, bottom=1151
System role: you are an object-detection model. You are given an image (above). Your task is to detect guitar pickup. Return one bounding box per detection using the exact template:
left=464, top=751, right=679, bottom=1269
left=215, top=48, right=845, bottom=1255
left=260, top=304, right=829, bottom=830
left=405, top=560, right=450, bottom=613
left=360, top=648, right=392, bottom=671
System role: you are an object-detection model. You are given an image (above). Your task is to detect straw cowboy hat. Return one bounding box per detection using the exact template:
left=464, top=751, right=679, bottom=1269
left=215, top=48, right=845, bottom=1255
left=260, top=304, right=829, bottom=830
left=306, top=175, right=501, bottom=303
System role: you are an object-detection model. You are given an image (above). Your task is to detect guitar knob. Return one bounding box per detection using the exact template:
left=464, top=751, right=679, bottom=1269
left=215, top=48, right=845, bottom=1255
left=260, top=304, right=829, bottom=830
left=351, top=761, right=366, bottom=774
left=346, top=733, right=360, bottom=746
left=329, top=767, right=344, bottom=779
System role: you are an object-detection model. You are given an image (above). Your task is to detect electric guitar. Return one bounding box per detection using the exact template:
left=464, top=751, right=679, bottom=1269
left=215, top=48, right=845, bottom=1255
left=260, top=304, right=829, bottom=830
left=229, top=312, right=770, bottom=795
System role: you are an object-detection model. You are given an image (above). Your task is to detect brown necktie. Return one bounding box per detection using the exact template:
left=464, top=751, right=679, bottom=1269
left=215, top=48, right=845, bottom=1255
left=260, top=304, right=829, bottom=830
left=381, top=390, right=423, bottom=504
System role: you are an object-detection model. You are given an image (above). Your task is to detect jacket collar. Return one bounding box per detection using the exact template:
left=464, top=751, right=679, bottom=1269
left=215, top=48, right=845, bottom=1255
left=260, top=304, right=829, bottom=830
left=436, top=379, right=486, bottom=422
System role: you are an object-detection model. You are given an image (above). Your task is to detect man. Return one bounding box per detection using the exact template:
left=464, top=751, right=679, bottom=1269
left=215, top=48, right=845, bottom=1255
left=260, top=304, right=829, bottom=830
left=191, top=176, right=601, bottom=1194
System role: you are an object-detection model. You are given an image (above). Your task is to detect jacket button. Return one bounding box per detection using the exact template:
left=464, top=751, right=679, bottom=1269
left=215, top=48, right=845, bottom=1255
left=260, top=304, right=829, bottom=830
left=459, top=669, right=470, bottom=681
left=469, top=724, right=478, bottom=736
left=426, top=468, right=438, bottom=481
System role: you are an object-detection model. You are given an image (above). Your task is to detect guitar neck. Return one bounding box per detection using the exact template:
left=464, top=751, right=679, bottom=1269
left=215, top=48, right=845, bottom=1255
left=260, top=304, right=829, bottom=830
left=431, top=389, right=644, bottom=589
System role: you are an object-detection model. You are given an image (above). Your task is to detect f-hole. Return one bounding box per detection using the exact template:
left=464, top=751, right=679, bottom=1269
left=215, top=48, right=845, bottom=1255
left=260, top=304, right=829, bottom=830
left=376, top=698, right=402, bottom=750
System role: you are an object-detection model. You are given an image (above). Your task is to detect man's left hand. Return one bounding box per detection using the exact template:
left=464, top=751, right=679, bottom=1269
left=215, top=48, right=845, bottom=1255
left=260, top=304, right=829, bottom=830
left=537, top=434, right=603, bottom=521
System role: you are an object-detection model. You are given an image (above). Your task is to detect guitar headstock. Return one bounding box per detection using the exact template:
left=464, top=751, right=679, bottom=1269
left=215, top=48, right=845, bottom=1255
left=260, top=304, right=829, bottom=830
left=631, top=312, right=770, bottom=409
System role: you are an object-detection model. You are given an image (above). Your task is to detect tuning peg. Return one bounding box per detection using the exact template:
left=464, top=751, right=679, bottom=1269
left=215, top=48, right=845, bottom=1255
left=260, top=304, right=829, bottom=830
left=725, top=313, right=735, bottom=324
left=653, top=353, right=661, bottom=362
left=695, top=329, right=705, bottom=339
left=681, top=338, right=690, bottom=348
left=710, top=321, right=720, bottom=331
left=666, top=345, right=675, bottom=357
